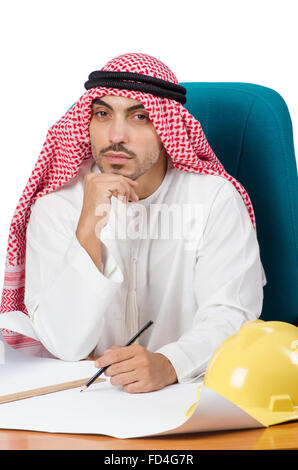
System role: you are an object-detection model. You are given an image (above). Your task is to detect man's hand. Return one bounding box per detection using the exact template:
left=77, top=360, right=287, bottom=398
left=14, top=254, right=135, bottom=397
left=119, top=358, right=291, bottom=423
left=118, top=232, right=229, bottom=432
left=77, top=172, right=139, bottom=240
left=75, top=173, right=139, bottom=272
left=94, top=344, right=178, bottom=393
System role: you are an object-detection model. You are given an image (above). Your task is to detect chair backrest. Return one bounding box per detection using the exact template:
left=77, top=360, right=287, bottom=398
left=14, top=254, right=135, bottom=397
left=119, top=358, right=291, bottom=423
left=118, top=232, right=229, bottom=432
left=180, top=82, right=298, bottom=326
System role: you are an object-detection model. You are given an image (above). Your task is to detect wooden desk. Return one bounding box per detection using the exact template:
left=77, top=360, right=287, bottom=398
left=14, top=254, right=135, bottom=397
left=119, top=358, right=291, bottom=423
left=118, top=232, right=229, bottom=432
left=0, top=421, right=297, bottom=450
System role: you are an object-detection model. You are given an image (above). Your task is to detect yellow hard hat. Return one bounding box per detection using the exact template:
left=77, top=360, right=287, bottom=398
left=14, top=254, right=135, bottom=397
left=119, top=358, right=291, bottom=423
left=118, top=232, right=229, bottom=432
left=202, top=320, right=298, bottom=426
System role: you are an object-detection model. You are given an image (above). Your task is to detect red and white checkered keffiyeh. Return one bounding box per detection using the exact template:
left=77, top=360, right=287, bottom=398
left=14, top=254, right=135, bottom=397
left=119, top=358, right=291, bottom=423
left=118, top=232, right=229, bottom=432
left=0, top=52, right=256, bottom=353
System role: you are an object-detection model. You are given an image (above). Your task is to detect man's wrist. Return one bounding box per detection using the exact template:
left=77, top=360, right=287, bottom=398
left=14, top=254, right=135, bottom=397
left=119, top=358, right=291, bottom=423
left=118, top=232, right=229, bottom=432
left=155, top=353, right=178, bottom=385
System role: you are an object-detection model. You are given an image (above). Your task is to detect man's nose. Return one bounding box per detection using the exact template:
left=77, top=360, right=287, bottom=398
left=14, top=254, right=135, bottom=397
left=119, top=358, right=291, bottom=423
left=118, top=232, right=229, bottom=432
left=108, top=117, right=129, bottom=144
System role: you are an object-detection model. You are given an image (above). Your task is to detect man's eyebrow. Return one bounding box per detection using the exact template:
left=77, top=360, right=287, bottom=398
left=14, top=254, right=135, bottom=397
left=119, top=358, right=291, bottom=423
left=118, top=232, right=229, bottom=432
left=92, top=98, right=147, bottom=113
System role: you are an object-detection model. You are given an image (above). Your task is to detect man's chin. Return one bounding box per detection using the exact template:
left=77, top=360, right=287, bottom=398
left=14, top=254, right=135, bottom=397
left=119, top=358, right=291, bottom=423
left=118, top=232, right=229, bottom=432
left=94, top=159, right=142, bottom=181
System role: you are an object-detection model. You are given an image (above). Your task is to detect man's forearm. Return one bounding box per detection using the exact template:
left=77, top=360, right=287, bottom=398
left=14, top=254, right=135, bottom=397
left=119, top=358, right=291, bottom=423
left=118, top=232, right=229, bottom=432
left=26, top=230, right=124, bottom=361
left=76, top=228, right=103, bottom=272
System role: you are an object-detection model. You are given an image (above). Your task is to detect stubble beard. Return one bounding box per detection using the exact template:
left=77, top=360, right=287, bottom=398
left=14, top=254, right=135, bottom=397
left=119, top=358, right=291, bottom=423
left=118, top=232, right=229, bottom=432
left=95, top=147, right=164, bottom=181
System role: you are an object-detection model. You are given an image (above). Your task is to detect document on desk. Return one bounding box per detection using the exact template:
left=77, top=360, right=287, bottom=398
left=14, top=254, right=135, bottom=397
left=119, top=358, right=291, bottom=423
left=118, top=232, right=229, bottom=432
left=0, top=328, right=264, bottom=438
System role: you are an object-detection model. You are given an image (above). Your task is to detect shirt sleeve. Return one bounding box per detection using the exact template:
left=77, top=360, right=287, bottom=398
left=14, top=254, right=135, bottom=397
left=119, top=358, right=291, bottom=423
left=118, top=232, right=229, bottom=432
left=24, top=196, right=124, bottom=361
left=155, top=181, right=266, bottom=383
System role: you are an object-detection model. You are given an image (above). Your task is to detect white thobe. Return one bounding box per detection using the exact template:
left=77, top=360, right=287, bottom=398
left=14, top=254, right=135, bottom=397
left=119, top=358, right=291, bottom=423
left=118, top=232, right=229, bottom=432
left=24, top=156, right=267, bottom=383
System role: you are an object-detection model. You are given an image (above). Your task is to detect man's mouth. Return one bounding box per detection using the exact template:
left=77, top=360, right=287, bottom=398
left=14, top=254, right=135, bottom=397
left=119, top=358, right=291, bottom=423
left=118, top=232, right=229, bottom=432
left=104, top=153, right=132, bottom=163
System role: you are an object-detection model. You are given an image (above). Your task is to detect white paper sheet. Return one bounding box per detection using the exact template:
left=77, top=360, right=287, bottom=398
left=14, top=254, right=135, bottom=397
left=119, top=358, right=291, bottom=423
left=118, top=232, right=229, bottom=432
left=0, top=329, right=263, bottom=438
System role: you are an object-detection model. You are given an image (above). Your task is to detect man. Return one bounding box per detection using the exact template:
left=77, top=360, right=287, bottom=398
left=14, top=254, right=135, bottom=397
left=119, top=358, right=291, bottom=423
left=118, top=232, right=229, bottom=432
left=0, top=53, right=266, bottom=394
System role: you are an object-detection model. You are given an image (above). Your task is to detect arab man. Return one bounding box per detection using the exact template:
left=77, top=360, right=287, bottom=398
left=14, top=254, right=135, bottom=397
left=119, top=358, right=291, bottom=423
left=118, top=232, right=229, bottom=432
left=0, top=53, right=266, bottom=393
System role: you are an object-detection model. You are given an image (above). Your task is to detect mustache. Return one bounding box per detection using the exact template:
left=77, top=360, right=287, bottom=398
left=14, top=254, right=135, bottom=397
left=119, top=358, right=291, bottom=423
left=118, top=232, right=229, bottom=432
left=100, top=144, right=136, bottom=158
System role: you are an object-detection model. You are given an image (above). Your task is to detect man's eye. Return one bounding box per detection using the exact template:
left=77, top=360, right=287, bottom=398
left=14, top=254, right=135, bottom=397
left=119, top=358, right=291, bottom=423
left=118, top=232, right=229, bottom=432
left=95, top=110, right=108, bottom=117
left=135, top=114, right=148, bottom=121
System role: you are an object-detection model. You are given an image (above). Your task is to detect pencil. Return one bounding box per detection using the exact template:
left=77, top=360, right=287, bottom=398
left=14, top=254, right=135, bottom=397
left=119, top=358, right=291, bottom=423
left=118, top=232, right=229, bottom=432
left=80, top=320, right=154, bottom=392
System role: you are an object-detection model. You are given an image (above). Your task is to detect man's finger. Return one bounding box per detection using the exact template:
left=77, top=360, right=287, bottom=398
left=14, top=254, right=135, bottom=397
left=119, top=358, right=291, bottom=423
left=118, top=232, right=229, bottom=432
left=105, top=357, right=136, bottom=377
left=92, top=345, right=123, bottom=365
left=94, top=345, right=136, bottom=368
left=109, top=368, right=138, bottom=386
left=123, top=381, right=148, bottom=394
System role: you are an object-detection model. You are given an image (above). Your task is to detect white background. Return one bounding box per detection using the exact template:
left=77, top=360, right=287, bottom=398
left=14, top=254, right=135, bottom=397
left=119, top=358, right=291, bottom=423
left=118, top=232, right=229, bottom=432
left=0, top=0, right=297, bottom=281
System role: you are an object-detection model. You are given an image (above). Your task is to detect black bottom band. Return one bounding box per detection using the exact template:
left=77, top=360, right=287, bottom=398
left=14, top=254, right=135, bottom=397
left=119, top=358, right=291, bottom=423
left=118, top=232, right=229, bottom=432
left=84, top=71, right=187, bottom=104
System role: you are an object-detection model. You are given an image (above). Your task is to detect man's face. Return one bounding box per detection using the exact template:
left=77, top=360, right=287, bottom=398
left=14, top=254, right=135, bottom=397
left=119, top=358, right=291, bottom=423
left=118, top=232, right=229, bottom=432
left=89, top=95, right=165, bottom=180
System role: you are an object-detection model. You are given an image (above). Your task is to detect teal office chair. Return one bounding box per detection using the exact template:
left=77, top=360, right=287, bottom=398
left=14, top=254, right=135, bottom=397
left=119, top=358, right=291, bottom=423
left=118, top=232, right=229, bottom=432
left=180, top=82, right=298, bottom=326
